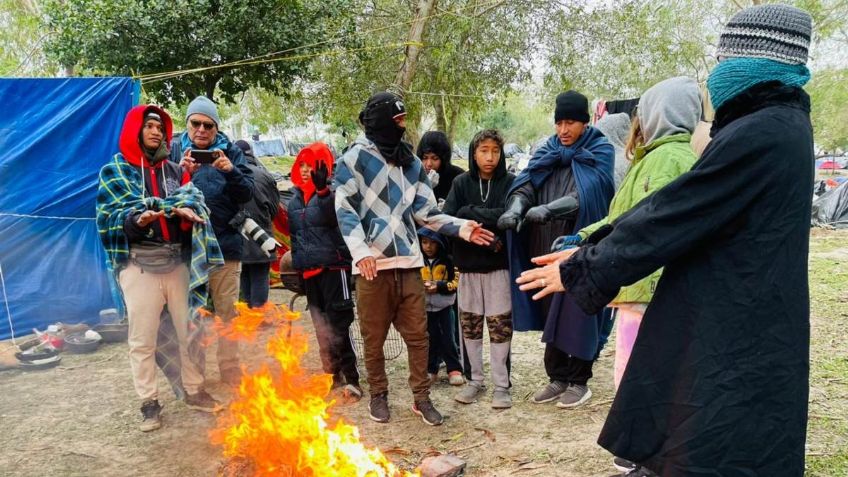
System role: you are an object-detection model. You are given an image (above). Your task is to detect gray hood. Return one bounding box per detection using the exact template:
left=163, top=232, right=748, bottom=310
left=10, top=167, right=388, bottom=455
left=595, top=113, right=630, bottom=153
left=638, top=76, right=702, bottom=145
left=595, top=112, right=632, bottom=189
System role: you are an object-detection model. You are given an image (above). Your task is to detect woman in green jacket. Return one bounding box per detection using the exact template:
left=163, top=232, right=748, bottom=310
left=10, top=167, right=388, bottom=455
left=555, top=76, right=702, bottom=390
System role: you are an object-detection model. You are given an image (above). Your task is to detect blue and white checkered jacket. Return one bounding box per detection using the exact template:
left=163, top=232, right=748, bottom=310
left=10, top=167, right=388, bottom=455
left=334, top=137, right=473, bottom=274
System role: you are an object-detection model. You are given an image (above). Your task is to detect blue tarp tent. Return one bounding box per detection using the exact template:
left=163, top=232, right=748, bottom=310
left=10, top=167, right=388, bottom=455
left=0, top=77, right=139, bottom=340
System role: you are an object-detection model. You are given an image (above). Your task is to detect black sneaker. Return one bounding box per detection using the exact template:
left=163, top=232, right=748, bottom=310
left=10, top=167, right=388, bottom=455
left=185, top=390, right=221, bottom=413
left=613, top=457, right=638, bottom=472
left=412, top=399, right=444, bottom=426
left=140, top=399, right=162, bottom=432
left=369, top=392, right=390, bottom=423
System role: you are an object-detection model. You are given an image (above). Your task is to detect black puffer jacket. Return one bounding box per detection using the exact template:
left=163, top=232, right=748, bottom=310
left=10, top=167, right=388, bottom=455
left=287, top=187, right=351, bottom=271
left=442, top=140, right=514, bottom=272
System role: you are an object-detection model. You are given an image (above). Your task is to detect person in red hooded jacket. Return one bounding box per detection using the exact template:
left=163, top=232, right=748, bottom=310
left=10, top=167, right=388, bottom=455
left=97, top=105, right=222, bottom=432
left=287, top=142, right=361, bottom=401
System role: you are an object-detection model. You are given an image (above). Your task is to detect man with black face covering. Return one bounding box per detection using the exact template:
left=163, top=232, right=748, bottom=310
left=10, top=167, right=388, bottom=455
left=334, top=92, right=495, bottom=426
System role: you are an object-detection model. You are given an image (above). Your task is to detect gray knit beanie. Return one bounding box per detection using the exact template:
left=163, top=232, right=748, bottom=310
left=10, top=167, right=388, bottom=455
left=185, top=96, right=221, bottom=126
left=717, top=4, right=812, bottom=65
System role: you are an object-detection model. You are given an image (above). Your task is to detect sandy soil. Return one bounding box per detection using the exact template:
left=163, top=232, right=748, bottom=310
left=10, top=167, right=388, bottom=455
left=0, top=230, right=846, bottom=476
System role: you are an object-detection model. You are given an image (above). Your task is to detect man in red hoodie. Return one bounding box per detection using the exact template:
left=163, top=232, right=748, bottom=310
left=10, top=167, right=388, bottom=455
left=97, top=105, right=221, bottom=432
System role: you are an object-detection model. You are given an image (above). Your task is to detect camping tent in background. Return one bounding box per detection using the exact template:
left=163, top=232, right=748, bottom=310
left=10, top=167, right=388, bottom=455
left=0, top=77, right=139, bottom=340
left=812, top=180, right=848, bottom=228
left=250, top=139, right=288, bottom=157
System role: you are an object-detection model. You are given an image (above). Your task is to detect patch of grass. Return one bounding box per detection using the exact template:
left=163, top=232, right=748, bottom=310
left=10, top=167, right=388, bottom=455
left=259, top=155, right=295, bottom=175
left=807, top=229, right=848, bottom=475
left=806, top=453, right=848, bottom=476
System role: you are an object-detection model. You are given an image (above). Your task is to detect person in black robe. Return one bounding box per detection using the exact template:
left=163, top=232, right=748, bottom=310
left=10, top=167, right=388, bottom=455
left=518, top=4, right=814, bottom=476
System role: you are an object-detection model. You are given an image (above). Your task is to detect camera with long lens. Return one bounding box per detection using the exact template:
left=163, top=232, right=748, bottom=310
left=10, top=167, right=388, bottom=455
left=230, top=210, right=279, bottom=257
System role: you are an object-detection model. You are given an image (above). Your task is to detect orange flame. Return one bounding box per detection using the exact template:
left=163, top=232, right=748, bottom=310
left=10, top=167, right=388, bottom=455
left=211, top=303, right=419, bottom=477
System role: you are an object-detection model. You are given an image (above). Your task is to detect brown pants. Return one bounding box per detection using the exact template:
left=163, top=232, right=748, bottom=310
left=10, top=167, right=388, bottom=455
left=120, top=263, right=203, bottom=400
left=208, top=260, right=242, bottom=374
left=355, top=268, right=429, bottom=401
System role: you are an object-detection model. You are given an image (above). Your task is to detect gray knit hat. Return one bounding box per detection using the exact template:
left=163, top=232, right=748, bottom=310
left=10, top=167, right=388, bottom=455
left=185, top=96, right=221, bottom=126
left=717, top=4, right=811, bottom=65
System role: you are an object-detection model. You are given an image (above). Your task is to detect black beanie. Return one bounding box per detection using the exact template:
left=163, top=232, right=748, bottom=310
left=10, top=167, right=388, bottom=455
left=554, top=90, right=590, bottom=123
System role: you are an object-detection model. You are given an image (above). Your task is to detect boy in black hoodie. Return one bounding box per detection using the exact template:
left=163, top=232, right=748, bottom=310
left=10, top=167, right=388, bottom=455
left=443, top=129, right=515, bottom=409
left=417, top=131, right=464, bottom=205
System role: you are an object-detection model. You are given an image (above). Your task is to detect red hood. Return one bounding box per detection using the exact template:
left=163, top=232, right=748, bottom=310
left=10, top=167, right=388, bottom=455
left=118, top=104, right=173, bottom=167
left=291, top=142, right=334, bottom=203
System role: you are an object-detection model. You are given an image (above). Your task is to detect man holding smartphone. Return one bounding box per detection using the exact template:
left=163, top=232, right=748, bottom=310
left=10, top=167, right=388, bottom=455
left=171, top=95, right=254, bottom=387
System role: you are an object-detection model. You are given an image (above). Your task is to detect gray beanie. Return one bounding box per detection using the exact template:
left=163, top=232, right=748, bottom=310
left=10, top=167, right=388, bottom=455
left=186, top=96, right=221, bottom=126
left=717, top=4, right=811, bottom=65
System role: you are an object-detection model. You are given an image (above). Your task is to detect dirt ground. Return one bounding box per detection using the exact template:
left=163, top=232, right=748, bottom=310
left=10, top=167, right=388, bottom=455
left=1, top=229, right=846, bottom=477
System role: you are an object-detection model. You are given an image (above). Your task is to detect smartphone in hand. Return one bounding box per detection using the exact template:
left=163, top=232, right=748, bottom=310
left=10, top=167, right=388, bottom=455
left=191, top=149, right=216, bottom=164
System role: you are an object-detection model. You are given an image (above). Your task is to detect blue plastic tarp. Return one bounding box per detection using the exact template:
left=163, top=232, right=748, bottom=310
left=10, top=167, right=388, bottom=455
left=0, top=77, right=138, bottom=340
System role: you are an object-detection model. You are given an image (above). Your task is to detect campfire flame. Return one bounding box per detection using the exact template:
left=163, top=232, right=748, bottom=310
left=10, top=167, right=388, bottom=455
left=211, top=303, right=419, bottom=477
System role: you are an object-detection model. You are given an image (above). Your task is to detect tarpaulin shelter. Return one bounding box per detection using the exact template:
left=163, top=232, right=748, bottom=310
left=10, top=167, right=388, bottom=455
left=250, top=139, right=288, bottom=157
left=0, top=77, right=139, bottom=340
left=812, top=179, right=848, bottom=228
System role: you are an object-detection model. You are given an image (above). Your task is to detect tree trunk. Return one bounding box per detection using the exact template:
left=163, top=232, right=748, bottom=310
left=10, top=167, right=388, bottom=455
left=434, top=94, right=448, bottom=133
left=204, top=74, right=218, bottom=102
left=394, top=0, right=437, bottom=92
left=447, top=105, right=460, bottom=144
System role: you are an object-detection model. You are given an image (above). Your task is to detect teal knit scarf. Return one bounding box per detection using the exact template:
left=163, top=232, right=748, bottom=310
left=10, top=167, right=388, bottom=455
left=707, top=58, right=810, bottom=111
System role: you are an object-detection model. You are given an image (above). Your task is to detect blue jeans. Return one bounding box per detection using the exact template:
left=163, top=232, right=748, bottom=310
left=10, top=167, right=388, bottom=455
left=427, top=307, right=463, bottom=374
left=240, top=262, right=271, bottom=308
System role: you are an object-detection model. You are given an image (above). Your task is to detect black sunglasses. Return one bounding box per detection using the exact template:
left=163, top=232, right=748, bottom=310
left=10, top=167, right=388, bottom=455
left=190, top=119, right=216, bottom=130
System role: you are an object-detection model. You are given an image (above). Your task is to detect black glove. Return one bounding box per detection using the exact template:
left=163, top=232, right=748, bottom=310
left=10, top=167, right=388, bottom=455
left=310, top=161, right=329, bottom=191
left=497, top=194, right=532, bottom=231
left=524, top=196, right=579, bottom=225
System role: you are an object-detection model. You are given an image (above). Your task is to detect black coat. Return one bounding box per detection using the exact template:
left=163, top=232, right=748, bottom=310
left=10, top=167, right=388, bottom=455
left=442, top=142, right=514, bottom=273
left=241, top=154, right=281, bottom=264
left=561, top=83, right=813, bottom=475
left=287, top=187, right=351, bottom=271
left=169, top=137, right=254, bottom=260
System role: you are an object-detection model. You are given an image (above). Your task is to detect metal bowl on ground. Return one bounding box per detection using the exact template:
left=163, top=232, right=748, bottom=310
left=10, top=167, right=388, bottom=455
left=18, top=354, right=62, bottom=371
left=93, top=323, right=129, bottom=343
left=64, top=332, right=101, bottom=354
left=15, top=347, right=60, bottom=362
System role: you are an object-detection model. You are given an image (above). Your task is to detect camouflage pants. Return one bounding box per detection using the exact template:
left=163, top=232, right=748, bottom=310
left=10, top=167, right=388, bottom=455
left=460, top=311, right=513, bottom=343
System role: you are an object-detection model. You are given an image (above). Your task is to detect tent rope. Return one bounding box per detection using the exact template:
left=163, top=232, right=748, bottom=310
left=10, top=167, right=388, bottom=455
left=0, top=262, right=16, bottom=346
left=133, top=0, right=507, bottom=82
left=0, top=212, right=94, bottom=221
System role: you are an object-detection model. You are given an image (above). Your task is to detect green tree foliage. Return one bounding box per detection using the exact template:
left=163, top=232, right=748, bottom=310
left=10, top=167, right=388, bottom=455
left=808, top=69, right=848, bottom=152
left=42, top=0, right=355, bottom=104
left=305, top=0, right=547, bottom=143
left=0, top=0, right=58, bottom=76
left=541, top=0, right=715, bottom=99
left=455, top=92, right=553, bottom=148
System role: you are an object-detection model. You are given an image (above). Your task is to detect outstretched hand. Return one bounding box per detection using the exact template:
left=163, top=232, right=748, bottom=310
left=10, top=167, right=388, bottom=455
left=466, top=221, right=495, bottom=246
left=531, top=248, right=578, bottom=266
left=516, top=262, right=565, bottom=300
left=172, top=207, right=204, bottom=223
